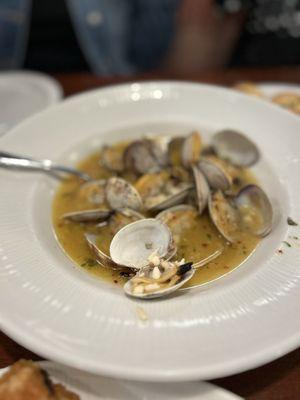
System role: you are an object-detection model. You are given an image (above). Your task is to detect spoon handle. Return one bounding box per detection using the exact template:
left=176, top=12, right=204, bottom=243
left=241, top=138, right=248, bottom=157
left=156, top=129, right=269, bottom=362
left=0, top=152, right=91, bottom=181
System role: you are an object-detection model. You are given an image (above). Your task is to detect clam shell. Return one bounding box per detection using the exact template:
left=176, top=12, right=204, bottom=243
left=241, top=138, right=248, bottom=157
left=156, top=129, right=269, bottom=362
left=198, top=157, right=232, bottom=191
left=85, top=233, right=122, bottom=269
left=193, top=249, right=223, bottom=268
left=235, top=184, right=273, bottom=237
left=147, top=184, right=193, bottom=212
left=77, top=179, right=106, bottom=205
left=105, top=177, right=143, bottom=211
left=147, top=135, right=170, bottom=168
left=123, top=140, right=160, bottom=174
left=110, top=218, right=174, bottom=270
left=208, top=190, right=240, bottom=243
left=101, top=144, right=126, bottom=172
left=124, top=262, right=194, bottom=299
left=181, top=131, right=202, bottom=168
left=212, top=129, right=260, bottom=167
left=168, top=137, right=184, bottom=166
left=62, top=209, right=111, bottom=222
left=192, top=165, right=210, bottom=214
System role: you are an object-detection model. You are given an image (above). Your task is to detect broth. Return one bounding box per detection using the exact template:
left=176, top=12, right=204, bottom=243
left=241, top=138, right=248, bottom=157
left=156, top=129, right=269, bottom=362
left=52, top=146, right=260, bottom=289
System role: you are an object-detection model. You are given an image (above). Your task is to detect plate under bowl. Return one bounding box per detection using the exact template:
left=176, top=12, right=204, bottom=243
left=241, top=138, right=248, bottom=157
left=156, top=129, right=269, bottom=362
left=0, top=82, right=299, bottom=382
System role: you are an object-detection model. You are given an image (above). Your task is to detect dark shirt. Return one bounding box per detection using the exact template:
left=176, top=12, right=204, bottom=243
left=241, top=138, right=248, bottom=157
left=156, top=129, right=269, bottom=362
left=231, top=0, right=300, bottom=66
left=24, top=0, right=89, bottom=72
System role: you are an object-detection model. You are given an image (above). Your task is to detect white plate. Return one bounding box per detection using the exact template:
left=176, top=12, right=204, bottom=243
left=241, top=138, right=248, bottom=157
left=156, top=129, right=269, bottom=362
left=259, top=82, right=300, bottom=98
left=0, top=71, right=62, bottom=136
left=0, top=362, right=243, bottom=399
left=0, top=82, right=299, bottom=382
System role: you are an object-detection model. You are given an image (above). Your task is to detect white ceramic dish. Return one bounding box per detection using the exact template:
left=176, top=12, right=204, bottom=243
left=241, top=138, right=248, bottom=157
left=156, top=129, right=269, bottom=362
left=259, top=82, right=300, bottom=98
left=0, top=70, right=62, bottom=136
left=0, top=82, right=299, bottom=382
left=0, top=361, right=243, bottom=399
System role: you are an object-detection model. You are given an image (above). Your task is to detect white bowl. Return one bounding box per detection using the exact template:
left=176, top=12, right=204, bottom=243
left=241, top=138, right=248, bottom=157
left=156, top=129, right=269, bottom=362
left=0, top=82, right=299, bottom=382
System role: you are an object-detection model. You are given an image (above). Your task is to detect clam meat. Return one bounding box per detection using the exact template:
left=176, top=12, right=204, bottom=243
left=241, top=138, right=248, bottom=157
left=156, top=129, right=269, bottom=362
left=124, top=258, right=194, bottom=299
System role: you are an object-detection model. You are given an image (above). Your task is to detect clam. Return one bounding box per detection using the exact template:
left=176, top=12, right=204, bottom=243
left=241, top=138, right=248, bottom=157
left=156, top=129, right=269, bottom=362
left=235, top=184, right=273, bottom=237
left=107, top=208, right=144, bottom=236
left=198, top=156, right=232, bottom=191
left=146, top=183, right=192, bottom=212
left=157, top=205, right=223, bottom=267
left=135, top=171, right=193, bottom=212
left=101, top=143, right=127, bottom=172
left=105, top=176, right=143, bottom=211
left=124, top=260, right=194, bottom=299
left=85, top=232, right=122, bottom=269
left=85, top=208, right=144, bottom=269
left=208, top=185, right=273, bottom=243
left=170, top=165, right=191, bottom=183
left=168, top=137, right=184, bottom=166
left=181, top=131, right=202, bottom=168
left=146, top=135, right=170, bottom=168
left=212, top=129, right=260, bottom=167
left=192, top=165, right=209, bottom=214
left=123, top=140, right=161, bottom=175
left=208, top=190, right=240, bottom=243
left=110, top=219, right=176, bottom=270
left=62, top=208, right=111, bottom=222
left=77, top=179, right=106, bottom=205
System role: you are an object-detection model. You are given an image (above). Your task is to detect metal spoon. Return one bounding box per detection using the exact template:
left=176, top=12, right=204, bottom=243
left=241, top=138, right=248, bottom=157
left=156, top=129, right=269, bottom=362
left=0, top=151, right=91, bottom=181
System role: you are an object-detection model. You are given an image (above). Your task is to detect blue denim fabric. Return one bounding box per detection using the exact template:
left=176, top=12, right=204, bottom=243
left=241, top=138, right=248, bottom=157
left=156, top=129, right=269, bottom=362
left=0, top=0, right=179, bottom=74
left=0, top=0, right=31, bottom=69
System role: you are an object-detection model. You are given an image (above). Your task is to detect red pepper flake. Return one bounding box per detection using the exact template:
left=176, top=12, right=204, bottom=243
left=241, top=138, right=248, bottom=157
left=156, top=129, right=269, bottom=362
left=277, top=249, right=283, bottom=254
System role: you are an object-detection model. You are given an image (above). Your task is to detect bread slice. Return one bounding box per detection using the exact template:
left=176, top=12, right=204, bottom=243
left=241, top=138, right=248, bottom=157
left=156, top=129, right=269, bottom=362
left=0, top=360, right=80, bottom=400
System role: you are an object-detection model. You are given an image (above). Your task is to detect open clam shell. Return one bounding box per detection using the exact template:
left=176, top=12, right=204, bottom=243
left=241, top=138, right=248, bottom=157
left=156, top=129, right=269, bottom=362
left=192, top=165, right=210, bottom=214
left=208, top=185, right=273, bottom=243
left=124, top=262, right=194, bottom=299
left=62, top=208, right=112, bottom=223
left=212, top=129, right=260, bottom=167
left=85, top=233, right=122, bottom=269
left=105, top=176, right=143, bottom=211
left=208, top=190, right=240, bottom=243
left=234, top=184, right=273, bottom=237
left=123, top=140, right=161, bottom=175
left=198, top=157, right=232, bottom=191
left=181, top=131, right=202, bottom=168
left=146, top=135, right=170, bottom=168
left=110, top=219, right=175, bottom=270
left=147, top=183, right=193, bottom=212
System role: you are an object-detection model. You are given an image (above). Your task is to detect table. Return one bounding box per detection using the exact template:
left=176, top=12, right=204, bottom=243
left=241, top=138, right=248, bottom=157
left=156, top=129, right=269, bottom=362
left=1, top=66, right=299, bottom=399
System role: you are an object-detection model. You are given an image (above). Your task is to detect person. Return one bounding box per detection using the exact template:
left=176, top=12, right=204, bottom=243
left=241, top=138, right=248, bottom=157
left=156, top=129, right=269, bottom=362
left=0, top=0, right=300, bottom=75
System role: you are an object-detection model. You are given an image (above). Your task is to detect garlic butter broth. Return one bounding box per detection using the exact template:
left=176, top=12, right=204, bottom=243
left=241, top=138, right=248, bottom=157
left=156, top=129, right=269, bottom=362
left=52, top=139, right=260, bottom=288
